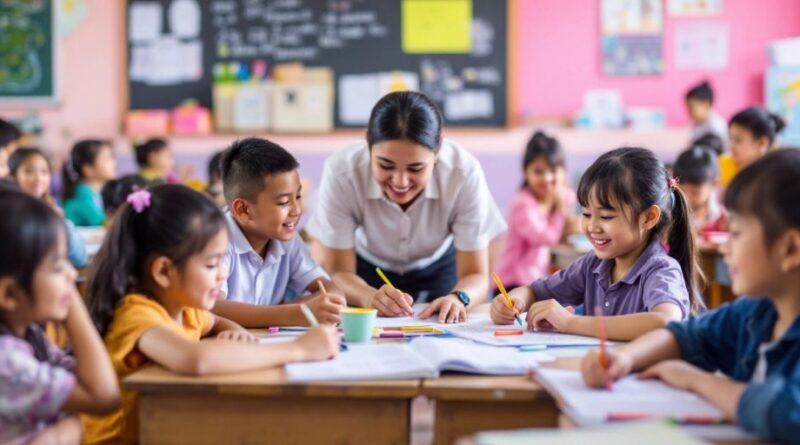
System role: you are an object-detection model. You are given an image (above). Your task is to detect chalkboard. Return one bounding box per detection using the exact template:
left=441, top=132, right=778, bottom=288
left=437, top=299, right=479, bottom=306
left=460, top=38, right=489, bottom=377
left=126, top=0, right=508, bottom=127
left=0, top=0, right=57, bottom=104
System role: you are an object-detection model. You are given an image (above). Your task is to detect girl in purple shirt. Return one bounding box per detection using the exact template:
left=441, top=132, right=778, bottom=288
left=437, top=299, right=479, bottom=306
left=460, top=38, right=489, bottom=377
left=492, top=147, right=703, bottom=341
left=0, top=189, right=118, bottom=445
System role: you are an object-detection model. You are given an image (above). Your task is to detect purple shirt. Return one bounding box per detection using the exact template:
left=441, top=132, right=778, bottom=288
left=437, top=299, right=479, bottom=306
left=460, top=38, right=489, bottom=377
left=0, top=324, right=76, bottom=445
left=530, top=238, right=690, bottom=318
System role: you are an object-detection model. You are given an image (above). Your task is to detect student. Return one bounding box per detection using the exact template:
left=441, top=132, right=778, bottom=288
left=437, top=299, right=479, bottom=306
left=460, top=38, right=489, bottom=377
left=205, top=150, right=225, bottom=207
left=62, top=139, right=117, bottom=227
left=496, top=131, right=577, bottom=291
left=210, top=138, right=346, bottom=327
left=685, top=81, right=727, bottom=147
left=82, top=185, right=339, bottom=444
left=308, top=91, right=507, bottom=323
left=9, top=148, right=87, bottom=268
left=581, top=148, right=800, bottom=444
left=491, top=147, right=701, bottom=341
left=0, top=190, right=119, bottom=445
left=0, top=118, right=22, bottom=154
left=101, top=174, right=151, bottom=224
left=721, top=106, right=786, bottom=187
left=673, top=145, right=726, bottom=233
left=691, top=133, right=725, bottom=156
left=134, top=138, right=174, bottom=183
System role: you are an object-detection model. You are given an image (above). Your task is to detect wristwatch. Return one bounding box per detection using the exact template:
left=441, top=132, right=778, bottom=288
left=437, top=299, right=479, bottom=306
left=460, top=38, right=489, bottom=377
left=451, top=290, right=471, bottom=306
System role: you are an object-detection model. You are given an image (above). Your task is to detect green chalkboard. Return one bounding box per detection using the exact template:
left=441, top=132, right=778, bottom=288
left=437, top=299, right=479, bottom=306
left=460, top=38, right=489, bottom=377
left=0, top=0, right=57, bottom=104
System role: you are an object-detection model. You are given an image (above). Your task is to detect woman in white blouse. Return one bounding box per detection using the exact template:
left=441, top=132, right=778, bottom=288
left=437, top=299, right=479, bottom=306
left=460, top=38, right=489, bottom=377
left=307, top=92, right=506, bottom=323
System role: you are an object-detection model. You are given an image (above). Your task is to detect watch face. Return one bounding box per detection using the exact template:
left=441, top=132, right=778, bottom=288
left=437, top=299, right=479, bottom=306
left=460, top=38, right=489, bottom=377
left=455, top=291, right=470, bottom=305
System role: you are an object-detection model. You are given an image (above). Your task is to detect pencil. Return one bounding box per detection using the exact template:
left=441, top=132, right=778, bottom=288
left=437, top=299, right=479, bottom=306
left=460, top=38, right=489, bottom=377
left=375, top=267, right=413, bottom=316
left=595, top=303, right=613, bottom=391
left=300, top=303, right=348, bottom=352
left=492, top=272, right=524, bottom=327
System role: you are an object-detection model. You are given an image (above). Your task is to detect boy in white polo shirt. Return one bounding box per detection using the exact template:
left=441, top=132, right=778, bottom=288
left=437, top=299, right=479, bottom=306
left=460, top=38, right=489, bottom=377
left=211, top=137, right=345, bottom=327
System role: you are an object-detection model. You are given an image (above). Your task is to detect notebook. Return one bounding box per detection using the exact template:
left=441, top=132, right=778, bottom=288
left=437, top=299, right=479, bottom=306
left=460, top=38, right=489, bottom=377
left=475, top=421, right=712, bottom=445
left=285, top=337, right=554, bottom=382
left=533, top=368, right=724, bottom=425
left=446, top=314, right=610, bottom=347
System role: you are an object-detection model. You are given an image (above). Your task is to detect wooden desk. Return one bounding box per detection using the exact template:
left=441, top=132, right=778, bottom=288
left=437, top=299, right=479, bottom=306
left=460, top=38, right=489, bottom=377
left=124, top=365, right=420, bottom=445
left=699, top=244, right=735, bottom=308
left=422, top=374, right=559, bottom=445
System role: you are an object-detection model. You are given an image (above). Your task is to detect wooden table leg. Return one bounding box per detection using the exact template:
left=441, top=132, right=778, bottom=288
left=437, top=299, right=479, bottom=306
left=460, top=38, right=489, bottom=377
left=433, top=398, right=559, bottom=445
left=139, top=393, right=411, bottom=445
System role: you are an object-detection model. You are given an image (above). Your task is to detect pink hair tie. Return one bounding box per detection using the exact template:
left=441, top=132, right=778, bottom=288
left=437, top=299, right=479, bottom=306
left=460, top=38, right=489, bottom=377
left=126, top=189, right=151, bottom=213
left=668, top=176, right=680, bottom=189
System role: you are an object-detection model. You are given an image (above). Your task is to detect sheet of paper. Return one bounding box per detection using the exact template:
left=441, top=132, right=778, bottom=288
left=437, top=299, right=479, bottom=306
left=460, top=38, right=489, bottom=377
left=129, top=2, right=162, bottom=43
left=446, top=315, right=607, bottom=347
left=168, top=0, right=201, bottom=38
left=401, top=0, right=472, bottom=53
left=535, top=368, right=723, bottom=424
left=475, top=421, right=711, bottom=445
left=674, top=21, right=728, bottom=70
left=444, top=89, right=494, bottom=121
left=285, top=343, right=434, bottom=382
left=668, top=0, right=723, bottom=16
left=338, top=73, right=380, bottom=125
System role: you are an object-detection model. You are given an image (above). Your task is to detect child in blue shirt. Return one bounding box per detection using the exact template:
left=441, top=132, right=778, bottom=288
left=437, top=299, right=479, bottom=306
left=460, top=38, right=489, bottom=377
left=212, top=138, right=346, bottom=327
left=582, top=148, right=800, bottom=443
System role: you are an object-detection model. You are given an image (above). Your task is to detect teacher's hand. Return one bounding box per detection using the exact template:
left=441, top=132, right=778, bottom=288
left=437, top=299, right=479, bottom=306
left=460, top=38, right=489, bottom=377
left=369, top=285, right=414, bottom=317
left=419, top=295, right=466, bottom=324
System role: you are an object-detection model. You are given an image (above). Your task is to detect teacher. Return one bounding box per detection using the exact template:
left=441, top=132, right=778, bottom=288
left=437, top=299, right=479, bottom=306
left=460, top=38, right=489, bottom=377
left=307, top=91, right=506, bottom=322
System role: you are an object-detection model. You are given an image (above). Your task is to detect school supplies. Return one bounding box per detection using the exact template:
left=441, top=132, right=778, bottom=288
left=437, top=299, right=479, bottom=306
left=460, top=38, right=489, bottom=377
left=285, top=337, right=554, bottom=382
left=533, top=368, right=724, bottom=427
left=340, top=308, right=378, bottom=343
left=492, top=272, right=524, bottom=326
left=300, top=303, right=348, bottom=351
left=474, top=421, right=712, bottom=445
left=595, top=304, right=613, bottom=391
left=519, top=345, right=547, bottom=352
left=494, top=329, right=524, bottom=336
left=447, top=314, right=610, bottom=347
left=374, top=267, right=413, bottom=316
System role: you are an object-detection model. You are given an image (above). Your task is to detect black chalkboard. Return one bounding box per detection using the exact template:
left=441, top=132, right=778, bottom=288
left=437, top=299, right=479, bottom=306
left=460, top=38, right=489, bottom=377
left=0, top=0, right=56, bottom=104
left=126, top=0, right=508, bottom=127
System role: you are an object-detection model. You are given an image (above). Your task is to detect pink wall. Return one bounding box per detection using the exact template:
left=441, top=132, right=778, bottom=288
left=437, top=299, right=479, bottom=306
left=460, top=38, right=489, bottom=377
left=517, top=0, right=800, bottom=125
left=2, top=0, right=800, bottom=154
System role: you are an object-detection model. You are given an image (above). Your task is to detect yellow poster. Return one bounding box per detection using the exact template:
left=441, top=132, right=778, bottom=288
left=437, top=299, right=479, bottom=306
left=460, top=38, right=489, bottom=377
left=402, top=0, right=472, bottom=54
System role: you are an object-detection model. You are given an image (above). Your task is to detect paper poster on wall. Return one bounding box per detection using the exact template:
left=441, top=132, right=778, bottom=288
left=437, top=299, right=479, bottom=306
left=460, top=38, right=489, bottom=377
left=668, top=0, right=723, bottom=16
left=129, top=2, right=162, bottom=43
left=60, top=0, right=88, bottom=37
left=601, top=0, right=663, bottom=76
left=674, top=21, right=728, bottom=70
left=444, top=90, right=493, bottom=121
left=339, top=71, right=419, bottom=125
left=402, top=0, right=472, bottom=53
left=767, top=67, right=800, bottom=147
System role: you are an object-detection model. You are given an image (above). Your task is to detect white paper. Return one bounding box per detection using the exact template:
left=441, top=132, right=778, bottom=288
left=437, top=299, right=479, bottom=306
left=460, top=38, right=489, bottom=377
left=584, top=90, right=624, bottom=128
left=668, top=0, right=723, bottom=16
left=129, top=45, right=153, bottom=81
left=178, top=40, right=203, bottom=80
left=535, top=368, right=723, bottom=424
left=601, top=0, right=663, bottom=35
left=446, top=315, right=608, bottom=347
left=129, top=2, right=162, bottom=43
left=233, top=84, right=270, bottom=131
left=169, top=0, right=201, bottom=38
left=675, top=21, right=728, bottom=70
left=338, top=71, right=419, bottom=125
left=475, top=421, right=711, bottom=445
left=444, top=89, right=493, bottom=121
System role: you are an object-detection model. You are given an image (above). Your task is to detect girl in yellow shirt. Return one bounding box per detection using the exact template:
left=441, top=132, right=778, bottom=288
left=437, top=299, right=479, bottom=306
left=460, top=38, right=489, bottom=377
left=721, top=107, right=786, bottom=187
left=81, top=185, right=340, bottom=444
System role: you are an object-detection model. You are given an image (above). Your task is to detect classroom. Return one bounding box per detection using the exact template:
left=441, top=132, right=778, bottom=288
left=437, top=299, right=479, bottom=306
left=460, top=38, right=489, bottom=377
left=1, top=0, right=800, bottom=444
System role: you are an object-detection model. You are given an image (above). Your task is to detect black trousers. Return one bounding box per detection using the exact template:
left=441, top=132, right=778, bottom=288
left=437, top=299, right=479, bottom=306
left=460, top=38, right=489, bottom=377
left=356, top=243, right=457, bottom=303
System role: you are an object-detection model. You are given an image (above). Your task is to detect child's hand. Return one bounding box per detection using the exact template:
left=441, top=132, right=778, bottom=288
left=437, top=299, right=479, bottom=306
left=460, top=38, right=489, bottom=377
left=305, top=291, right=346, bottom=325
left=527, top=300, right=575, bottom=332
left=368, top=285, right=414, bottom=317
left=418, top=294, right=466, bottom=324
left=638, top=359, right=705, bottom=391
left=216, top=330, right=258, bottom=343
left=296, top=326, right=340, bottom=361
left=490, top=294, right=524, bottom=325
left=581, top=348, right=633, bottom=388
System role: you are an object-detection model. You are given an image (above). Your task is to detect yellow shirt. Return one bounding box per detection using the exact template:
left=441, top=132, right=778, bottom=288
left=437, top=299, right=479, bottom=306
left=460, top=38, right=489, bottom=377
left=81, top=294, right=212, bottom=444
left=719, top=153, right=739, bottom=188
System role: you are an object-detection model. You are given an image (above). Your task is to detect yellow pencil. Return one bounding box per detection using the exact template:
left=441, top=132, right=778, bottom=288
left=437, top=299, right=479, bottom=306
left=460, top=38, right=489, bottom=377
left=375, top=267, right=395, bottom=289
left=492, top=272, right=524, bottom=327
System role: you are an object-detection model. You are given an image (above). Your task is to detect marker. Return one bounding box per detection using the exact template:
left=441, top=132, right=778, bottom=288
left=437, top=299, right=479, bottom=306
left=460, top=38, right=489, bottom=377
left=519, top=345, right=547, bottom=352
left=494, top=329, right=524, bottom=336
left=595, top=303, right=613, bottom=391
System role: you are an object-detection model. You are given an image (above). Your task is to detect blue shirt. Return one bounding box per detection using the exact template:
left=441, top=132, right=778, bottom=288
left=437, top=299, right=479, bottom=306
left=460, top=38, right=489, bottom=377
left=222, top=211, right=328, bottom=305
left=531, top=238, right=690, bottom=318
left=666, top=298, right=800, bottom=442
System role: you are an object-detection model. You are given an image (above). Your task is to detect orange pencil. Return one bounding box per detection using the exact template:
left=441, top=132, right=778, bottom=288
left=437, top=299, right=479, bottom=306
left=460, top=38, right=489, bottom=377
left=595, top=304, right=613, bottom=391
left=492, top=272, right=524, bottom=327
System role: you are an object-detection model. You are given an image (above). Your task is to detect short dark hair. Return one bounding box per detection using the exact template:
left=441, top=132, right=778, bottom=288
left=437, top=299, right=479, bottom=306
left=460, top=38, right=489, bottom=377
left=101, top=174, right=152, bottom=216
left=673, top=145, right=719, bottom=184
left=686, top=81, right=714, bottom=104
left=367, top=91, right=443, bottom=152
left=0, top=119, right=21, bottom=149
left=725, top=147, right=800, bottom=247
left=221, top=138, right=299, bottom=204
left=521, top=131, right=565, bottom=188
left=9, top=147, right=50, bottom=177
left=208, top=150, right=224, bottom=183
left=729, top=107, right=786, bottom=145
left=691, top=133, right=725, bottom=156
left=134, top=138, right=168, bottom=168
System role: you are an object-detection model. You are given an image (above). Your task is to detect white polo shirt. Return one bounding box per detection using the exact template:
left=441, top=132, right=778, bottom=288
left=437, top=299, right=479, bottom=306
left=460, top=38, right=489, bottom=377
left=307, top=139, right=507, bottom=274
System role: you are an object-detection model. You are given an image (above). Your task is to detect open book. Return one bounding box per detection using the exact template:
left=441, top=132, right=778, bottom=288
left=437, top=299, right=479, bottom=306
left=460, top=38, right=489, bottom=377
left=285, top=337, right=553, bottom=382
left=534, top=368, right=724, bottom=425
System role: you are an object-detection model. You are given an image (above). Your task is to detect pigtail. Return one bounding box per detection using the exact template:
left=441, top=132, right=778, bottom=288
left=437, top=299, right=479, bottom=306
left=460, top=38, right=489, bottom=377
left=86, top=203, right=140, bottom=336
left=770, top=113, right=786, bottom=136
left=666, top=185, right=706, bottom=314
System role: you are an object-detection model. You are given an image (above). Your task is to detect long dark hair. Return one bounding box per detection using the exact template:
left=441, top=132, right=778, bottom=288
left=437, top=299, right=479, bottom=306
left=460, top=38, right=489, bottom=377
left=62, top=139, right=110, bottom=201
left=87, top=184, right=227, bottom=336
left=0, top=189, right=64, bottom=296
left=367, top=91, right=443, bottom=152
left=521, top=131, right=564, bottom=188
left=577, top=147, right=704, bottom=313
left=725, top=147, right=800, bottom=246
left=729, top=107, right=786, bottom=146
